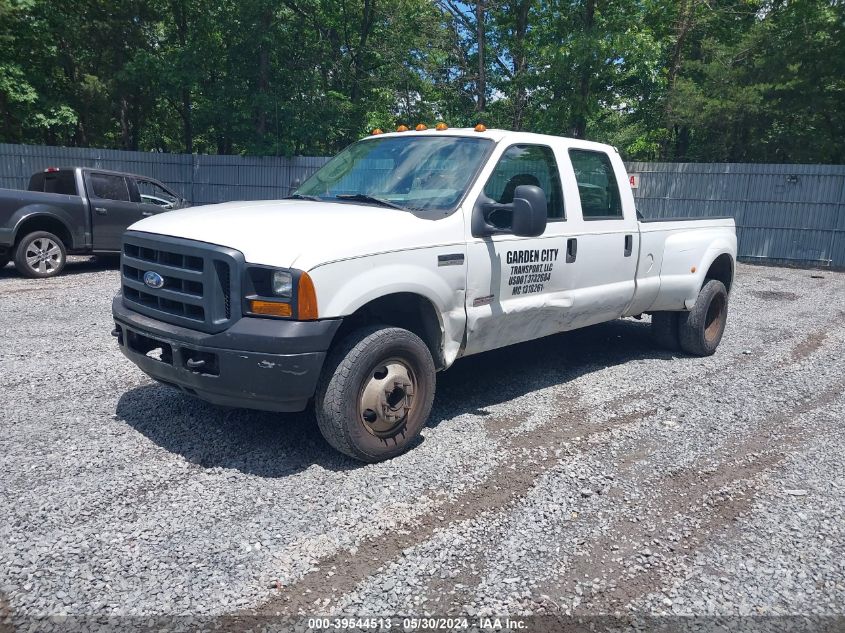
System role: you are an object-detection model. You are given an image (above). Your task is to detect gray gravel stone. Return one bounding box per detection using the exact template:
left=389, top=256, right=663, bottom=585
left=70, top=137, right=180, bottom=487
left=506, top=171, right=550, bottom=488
left=1, top=259, right=844, bottom=625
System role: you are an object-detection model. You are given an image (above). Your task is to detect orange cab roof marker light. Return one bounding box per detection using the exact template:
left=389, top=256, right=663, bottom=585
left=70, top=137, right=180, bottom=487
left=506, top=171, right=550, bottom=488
left=371, top=128, right=383, bottom=135
left=415, top=123, right=428, bottom=131
left=474, top=123, right=487, bottom=132
left=396, top=124, right=409, bottom=132
left=435, top=122, right=448, bottom=130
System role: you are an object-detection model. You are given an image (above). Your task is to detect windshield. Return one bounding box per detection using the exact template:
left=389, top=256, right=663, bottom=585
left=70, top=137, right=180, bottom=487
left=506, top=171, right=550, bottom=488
left=295, top=135, right=494, bottom=211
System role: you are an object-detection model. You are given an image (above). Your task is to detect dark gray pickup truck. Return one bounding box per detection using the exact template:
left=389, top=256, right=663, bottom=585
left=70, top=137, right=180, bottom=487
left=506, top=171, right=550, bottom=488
left=0, top=167, right=187, bottom=278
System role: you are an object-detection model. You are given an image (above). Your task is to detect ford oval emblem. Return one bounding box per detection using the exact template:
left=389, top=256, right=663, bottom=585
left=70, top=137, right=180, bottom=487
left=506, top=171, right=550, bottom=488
left=143, top=271, right=164, bottom=289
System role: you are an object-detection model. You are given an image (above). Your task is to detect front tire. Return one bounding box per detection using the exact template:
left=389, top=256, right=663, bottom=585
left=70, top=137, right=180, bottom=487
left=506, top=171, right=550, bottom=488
left=315, top=325, right=436, bottom=463
left=678, top=280, right=729, bottom=356
left=14, top=231, right=67, bottom=278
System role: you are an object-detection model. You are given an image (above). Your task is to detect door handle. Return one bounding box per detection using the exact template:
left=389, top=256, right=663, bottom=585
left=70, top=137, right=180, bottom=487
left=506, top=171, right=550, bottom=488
left=94, top=207, right=107, bottom=215
left=141, top=211, right=154, bottom=216
left=566, top=238, right=578, bottom=263
left=624, top=234, right=633, bottom=257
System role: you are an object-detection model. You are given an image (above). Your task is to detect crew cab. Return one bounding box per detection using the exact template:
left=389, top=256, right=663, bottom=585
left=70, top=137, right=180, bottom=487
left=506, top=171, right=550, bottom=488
left=0, top=167, right=187, bottom=277
left=111, top=128, right=736, bottom=462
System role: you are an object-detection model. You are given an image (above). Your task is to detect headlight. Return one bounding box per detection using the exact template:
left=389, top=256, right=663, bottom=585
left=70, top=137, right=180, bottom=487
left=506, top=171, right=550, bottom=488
left=271, top=270, right=293, bottom=297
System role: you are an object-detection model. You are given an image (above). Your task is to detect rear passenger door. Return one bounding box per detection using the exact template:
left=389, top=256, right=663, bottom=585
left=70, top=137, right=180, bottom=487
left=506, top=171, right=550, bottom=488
left=563, top=148, right=639, bottom=328
left=85, top=172, right=140, bottom=251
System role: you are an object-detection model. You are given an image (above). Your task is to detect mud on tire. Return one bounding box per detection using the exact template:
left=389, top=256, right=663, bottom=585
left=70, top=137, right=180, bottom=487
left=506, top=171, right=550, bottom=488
left=314, top=325, right=436, bottom=463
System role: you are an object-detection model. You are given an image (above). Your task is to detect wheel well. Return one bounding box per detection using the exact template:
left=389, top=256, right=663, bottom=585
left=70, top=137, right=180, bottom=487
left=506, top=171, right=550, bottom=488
left=15, top=216, right=74, bottom=250
left=333, top=293, right=446, bottom=370
left=705, top=253, right=734, bottom=293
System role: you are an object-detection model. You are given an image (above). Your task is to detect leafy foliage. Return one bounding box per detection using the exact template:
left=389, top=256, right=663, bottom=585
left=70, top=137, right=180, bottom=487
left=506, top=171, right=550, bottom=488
left=1, top=0, right=842, bottom=161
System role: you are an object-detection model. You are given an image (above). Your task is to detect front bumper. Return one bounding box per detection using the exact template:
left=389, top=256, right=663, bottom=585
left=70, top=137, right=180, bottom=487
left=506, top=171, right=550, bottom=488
left=112, top=296, right=341, bottom=412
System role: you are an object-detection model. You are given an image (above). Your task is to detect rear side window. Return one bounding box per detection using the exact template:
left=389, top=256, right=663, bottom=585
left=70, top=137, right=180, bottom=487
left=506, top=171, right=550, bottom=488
left=569, top=149, right=623, bottom=220
left=89, top=173, right=130, bottom=201
left=28, top=172, right=77, bottom=195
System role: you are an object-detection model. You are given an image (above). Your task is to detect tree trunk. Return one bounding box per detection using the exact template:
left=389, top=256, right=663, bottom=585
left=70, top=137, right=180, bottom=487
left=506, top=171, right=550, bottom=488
left=570, top=0, right=595, bottom=138
left=255, top=8, right=272, bottom=137
left=511, top=0, right=530, bottom=130
left=476, top=0, right=486, bottom=113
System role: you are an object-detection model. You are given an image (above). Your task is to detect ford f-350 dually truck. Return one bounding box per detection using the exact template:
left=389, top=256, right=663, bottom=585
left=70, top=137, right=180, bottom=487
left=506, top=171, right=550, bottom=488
left=111, top=128, right=736, bottom=462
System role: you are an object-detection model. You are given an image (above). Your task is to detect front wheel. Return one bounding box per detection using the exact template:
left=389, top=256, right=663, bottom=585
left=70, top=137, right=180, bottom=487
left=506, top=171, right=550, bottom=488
left=678, top=279, right=729, bottom=356
left=315, top=325, right=436, bottom=462
left=14, top=231, right=67, bottom=278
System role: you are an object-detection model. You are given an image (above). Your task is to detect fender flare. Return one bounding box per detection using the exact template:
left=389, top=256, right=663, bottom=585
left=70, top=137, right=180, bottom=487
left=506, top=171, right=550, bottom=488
left=9, top=205, right=80, bottom=249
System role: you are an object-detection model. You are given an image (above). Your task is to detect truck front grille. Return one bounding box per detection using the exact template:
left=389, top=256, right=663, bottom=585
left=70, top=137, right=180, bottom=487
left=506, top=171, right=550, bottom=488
left=121, top=232, right=244, bottom=333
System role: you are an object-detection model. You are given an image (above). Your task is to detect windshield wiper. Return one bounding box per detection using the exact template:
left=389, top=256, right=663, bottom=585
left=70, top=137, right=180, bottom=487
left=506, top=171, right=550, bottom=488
left=285, top=193, right=322, bottom=201
left=335, top=193, right=408, bottom=211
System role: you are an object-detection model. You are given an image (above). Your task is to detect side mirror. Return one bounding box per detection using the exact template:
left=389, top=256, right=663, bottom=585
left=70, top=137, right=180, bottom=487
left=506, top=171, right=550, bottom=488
left=471, top=184, right=547, bottom=237
left=510, top=185, right=547, bottom=237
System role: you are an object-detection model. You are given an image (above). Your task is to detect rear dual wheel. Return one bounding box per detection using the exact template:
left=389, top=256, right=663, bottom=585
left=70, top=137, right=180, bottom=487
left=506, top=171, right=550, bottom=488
left=315, top=325, right=435, bottom=463
left=651, top=279, right=728, bottom=356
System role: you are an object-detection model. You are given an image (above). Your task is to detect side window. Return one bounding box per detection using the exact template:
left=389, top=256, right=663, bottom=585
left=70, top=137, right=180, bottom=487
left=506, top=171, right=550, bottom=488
left=89, top=173, right=130, bottom=202
left=137, top=180, right=178, bottom=208
left=569, top=149, right=623, bottom=220
left=484, top=144, right=565, bottom=220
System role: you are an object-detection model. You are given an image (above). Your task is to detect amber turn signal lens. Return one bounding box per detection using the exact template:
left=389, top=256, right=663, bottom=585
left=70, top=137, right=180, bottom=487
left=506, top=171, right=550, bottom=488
left=249, top=300, right=292, bottom=318
left=474, top=123, right=487, bottom=132
left=396, top=124, right=409, bottom=132
left=691, top=266, right=697, bottom=273
left=371, top=128, right=383, bottom=135
left=297, top=272, right=319, bottom=321
left=435, top=122, right=448, bottom=130
left=415, top=123, right=428, bottom=131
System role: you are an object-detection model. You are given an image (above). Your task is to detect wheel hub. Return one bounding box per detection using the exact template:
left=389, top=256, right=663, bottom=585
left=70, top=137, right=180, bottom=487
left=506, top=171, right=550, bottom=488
left=359, top=361, right=416, bottom=436
left=24, top=238, right=61, bottom=273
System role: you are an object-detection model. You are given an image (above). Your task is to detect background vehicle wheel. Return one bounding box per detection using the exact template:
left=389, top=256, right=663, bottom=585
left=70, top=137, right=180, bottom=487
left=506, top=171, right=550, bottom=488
left=651, top=311, right=680, bottom=350
left=315, top=325, right=436, bottom=463
left=14, top=231, right=66, bottom=278
left=678, top=279, right=729, bottom=356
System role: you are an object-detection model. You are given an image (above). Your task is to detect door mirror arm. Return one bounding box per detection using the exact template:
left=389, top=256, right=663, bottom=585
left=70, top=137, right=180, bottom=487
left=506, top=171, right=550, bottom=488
left=471, top=194, right=511, bottom=237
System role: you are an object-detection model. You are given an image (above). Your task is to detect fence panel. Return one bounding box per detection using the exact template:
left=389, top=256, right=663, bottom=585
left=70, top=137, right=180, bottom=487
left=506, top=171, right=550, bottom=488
left=1, top=143, right=842, bottom=267
left=625, top=162, right=845, bottom=268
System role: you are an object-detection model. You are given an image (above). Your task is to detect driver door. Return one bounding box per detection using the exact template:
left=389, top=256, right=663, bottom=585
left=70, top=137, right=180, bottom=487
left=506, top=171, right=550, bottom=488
left=463, top=143, right=575, bottom=355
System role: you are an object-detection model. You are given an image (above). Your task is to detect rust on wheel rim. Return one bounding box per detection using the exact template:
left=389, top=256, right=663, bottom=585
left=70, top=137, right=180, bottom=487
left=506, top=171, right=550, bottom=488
left=704, top=293, right=727, bottom=343
left=358, top=358, right=417, bottom=437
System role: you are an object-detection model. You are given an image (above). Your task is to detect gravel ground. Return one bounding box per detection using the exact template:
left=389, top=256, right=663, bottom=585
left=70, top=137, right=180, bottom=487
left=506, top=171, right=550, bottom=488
left=1, top=258, right=844, bottom=631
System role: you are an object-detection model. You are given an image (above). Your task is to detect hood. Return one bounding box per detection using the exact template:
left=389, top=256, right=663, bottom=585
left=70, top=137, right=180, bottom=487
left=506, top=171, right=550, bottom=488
left=128, top=199, right=459, bottom=270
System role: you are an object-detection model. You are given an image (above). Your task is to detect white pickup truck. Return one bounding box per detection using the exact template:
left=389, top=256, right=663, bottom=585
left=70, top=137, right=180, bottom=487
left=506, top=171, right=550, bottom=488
left=112, top=128, right=736, bottom=462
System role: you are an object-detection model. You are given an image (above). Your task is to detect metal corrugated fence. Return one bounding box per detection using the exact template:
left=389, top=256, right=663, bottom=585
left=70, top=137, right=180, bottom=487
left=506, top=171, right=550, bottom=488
left=625, top=162, right=845, bottom=268
left=0, top=143, right=330, bottom=206
left=1, top=143, right=842, bottom=267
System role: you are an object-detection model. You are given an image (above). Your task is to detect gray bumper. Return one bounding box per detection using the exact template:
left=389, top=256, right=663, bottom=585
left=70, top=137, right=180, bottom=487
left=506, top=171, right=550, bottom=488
left=112, top=296, right=341, bottom=412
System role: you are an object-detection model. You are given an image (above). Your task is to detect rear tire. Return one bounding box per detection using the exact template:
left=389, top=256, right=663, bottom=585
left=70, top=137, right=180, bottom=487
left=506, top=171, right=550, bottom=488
left=315, top=325, right=436, bottom=463
left=651, top=312, right=680, bottom=351
left=14, top=231, right=67, bottom=278
left=678, top=279, right=729, bottom=356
